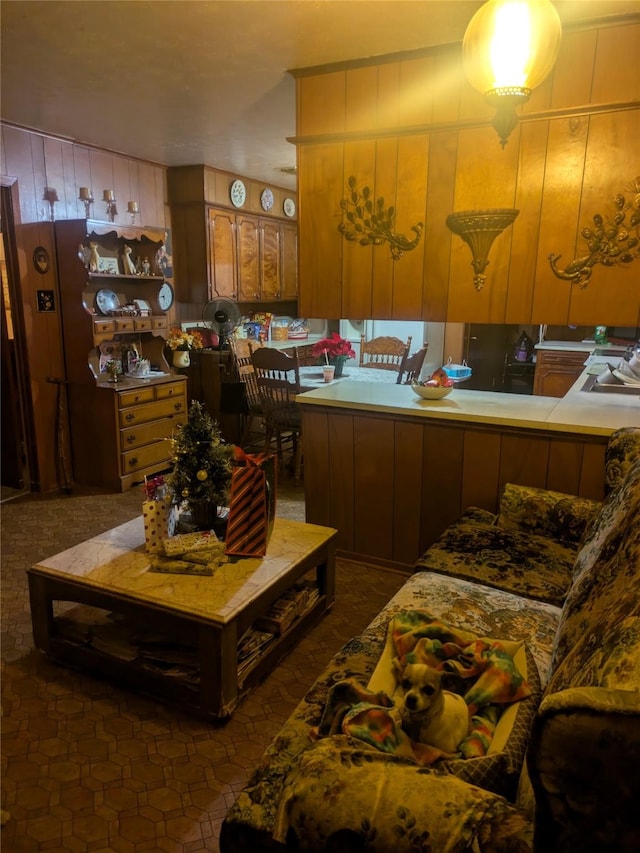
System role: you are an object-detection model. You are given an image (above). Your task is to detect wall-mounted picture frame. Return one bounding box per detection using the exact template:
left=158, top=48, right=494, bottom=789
left=33, top=246, right=50, bottom=274
left=97, top=257, right=120, bottom=274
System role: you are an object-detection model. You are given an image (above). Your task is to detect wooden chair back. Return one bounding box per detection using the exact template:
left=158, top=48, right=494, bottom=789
left=359, top=334, right=412, bottom=371
left=397, top=343, right=429, bottom=384
left=228, top=338, right=262, bottom=413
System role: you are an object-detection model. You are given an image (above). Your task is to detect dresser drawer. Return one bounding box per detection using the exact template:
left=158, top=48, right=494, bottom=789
left=119, top=397, right=186, bottom=428
left=119, top=387, right=155, bottom=407
left=122, top=439, right=173, bottom=474
left=152, top=317, right=168, bottom=330
left=120, top=413, right=186, bottom=451
left=114, top=318, right=135, bottom=332
left=155, top=381, right=184, bottom=400
left=93, top=318, right=116, bottom=334
left=134, top=318, right=153, bottom=331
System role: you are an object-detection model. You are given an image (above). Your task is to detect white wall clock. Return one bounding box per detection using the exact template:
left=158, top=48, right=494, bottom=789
left=158, top=281, right=175, bottom=311
left=230, top=179, right=247, bottom=208
left=283, top=197, right=296, bottom=217
left=260, top=188, right=274, bottom=212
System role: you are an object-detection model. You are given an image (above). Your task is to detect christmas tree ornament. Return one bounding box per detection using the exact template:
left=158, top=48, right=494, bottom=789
left=197, top=469, right=208, bottom=481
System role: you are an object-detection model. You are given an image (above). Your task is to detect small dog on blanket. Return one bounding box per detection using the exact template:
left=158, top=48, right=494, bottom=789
left=396, top=662, right=470, bottom=753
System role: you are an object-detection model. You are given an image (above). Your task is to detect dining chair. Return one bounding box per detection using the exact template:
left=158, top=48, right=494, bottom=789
left=397, top=343, right=429, bottom=384
left=228, top=338, right=265, bottom=448
left=250, top=346, right=303, bottom=482
left=359, top=334, right=412, bottom=372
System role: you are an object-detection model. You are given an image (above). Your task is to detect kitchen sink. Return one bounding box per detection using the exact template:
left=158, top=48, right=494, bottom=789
left=582, top=373, right=640, bottom=396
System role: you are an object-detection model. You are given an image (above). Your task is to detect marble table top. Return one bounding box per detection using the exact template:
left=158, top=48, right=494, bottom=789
left=32, top=517, right=337, bottom=625
left=299, top=364, right=399, bottom=389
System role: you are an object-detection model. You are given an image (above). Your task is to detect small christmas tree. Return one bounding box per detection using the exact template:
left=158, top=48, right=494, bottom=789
left=167, top=400, right=234, bottom=513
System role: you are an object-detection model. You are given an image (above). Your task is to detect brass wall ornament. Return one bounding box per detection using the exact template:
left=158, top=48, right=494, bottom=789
left=549, top=177, right=640, bottom=288
left=446, top=208, right=519, bottom=290
left=338, top=176, right=423, bottom=260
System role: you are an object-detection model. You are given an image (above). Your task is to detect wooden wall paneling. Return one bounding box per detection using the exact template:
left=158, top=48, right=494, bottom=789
left=398, top=56, right=435, bottom=128
left=578, top=440, right=607, bottom=501
left=61, top=142, right=85, bottom=221
left=301, top=410, right=331, bottom=527
left=546, top=437, right=585, bottom=495
left=43, top=137, right=69, bottom=219
left=113, top=156, right=131, bottom=221
left=549, top=29, right=597, bottom=110
left=377, top=62, right=400, bottom=129
left=422, top=131, right=457, bottom=321
left=353, top=414, right=395, bottom=561
left=2, top=128, right=39, bottom=223
left=393, top=418, right=426, bottom=566
left=89, top=149, right=117, bottom=217
left=297, top=71, right=346, bottom=137
left=431, top=51, right=463, bottom=125
left=498, top=433, right=550, bottom=491
left=341, top=140, right=376, bottom=318
left=371, top=137, right=398, bottom=318
left=505, top=120, right=548, bottom=322
left=345, top=66, right=378, bottom=133
left=297, top=143, right=343, bottom=319
left=531, top=116, right=588, bottom=324
left=460, top=428, right=502, bottom=512
left=327, top=412, right=356, bottom=553
left=420, top=422, right=464, bottom=550
left=591, top=23, right=640, bottom=105
left=568, top=110, right=640, bottom=327
left=391, top=134, right=429, bottom=319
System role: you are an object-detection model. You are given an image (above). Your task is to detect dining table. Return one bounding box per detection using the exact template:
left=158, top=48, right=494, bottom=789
left=298, top=364, right=399, bottom=391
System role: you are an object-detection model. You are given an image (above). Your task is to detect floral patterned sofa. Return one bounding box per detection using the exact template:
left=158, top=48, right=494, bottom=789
left=221, top=427, right=640, bottom=852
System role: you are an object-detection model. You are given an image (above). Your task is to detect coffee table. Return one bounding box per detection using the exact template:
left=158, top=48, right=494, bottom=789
left=28, top=517, right=337, bottom=719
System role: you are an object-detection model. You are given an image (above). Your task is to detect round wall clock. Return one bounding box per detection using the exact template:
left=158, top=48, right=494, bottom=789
left=230, top=179, right=247, bottom=208
left=158, top=281, right=175, bottom=311
left=260, top=188, right=274, bottom=212
left=283, top=197, right=296, bottom=218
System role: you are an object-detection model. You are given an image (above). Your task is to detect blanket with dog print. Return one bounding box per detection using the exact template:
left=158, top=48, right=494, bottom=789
left=310, top=610, right=531, bottom=765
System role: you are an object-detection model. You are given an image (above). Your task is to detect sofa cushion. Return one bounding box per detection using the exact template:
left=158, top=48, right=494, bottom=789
left=416, top=514, right=575, bottom=606
left=273, top=739, right=533, bottom=853
left=604, top=425, right=640, bottom=493
left=497, top=483, right=600, bottom=545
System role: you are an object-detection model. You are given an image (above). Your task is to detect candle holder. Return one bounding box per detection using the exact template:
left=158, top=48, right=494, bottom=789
left=127, top=201, right=139, bottom=225
left=43, top=187, right=59, bottom=221
left=78, top=187, right=94, bottom=218
left=103, top=190, right=117, bottom=222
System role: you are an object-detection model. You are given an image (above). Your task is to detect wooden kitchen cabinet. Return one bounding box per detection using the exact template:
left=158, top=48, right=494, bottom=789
left=533, top=349, right=589, bottom=398
left=260, top=219, right=281, bottom=300
left=54, top=219, right=186, bottom=491
left=208, top=208, right=238, bottom=299
left=280, top=222, right=298, bottom=299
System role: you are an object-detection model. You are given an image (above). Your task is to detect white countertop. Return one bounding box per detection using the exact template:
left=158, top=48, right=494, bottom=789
left=297, top=357, right=640, bottom=436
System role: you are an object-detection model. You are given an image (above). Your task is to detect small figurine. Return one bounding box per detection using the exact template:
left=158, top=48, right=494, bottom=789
left=123, top=244, right=137, bottom=275
left=89, top=241, right=100, bottom=272
left=141, top=257, right=151, bottom=276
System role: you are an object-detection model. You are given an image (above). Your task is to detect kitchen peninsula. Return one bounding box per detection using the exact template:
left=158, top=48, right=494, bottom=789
left=298, top=357, right=639, bottom=570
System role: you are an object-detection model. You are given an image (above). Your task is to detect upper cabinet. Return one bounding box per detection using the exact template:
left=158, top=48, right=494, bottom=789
left=168, top=165, right=298, bottom=308
left=291, top=18, right=640, bottom=326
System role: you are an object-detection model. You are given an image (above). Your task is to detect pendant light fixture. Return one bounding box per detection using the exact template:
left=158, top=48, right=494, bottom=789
left=462, top=0, right=562, bottom=147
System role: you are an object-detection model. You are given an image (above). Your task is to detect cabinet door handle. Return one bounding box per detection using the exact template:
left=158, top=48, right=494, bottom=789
left=128, top=457, right=138, bottom=468
left=127, top=434, right=136, bottom=444
left=125, top=413, right=135, bottom=421
left=167, top=388, right=174, bottom=395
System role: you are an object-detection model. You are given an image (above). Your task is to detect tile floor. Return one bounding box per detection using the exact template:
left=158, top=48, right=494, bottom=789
left=1, top=474, right=407, bottom=852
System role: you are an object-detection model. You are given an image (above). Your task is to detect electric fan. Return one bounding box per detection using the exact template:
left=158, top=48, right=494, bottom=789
left=202, top=297, right=242, bottom=350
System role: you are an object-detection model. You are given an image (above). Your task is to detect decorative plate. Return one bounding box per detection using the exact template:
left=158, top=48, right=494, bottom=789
left=283, top=197, right=296, bottom=217
left=95, top=289, right=120, bottom=315
left=260, top=187, right=274, bottom=211
left=230, top=179, right=247, bottom=208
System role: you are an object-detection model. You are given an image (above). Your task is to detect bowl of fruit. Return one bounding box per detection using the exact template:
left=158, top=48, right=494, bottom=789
left=412, top=367, right=455, bottom=400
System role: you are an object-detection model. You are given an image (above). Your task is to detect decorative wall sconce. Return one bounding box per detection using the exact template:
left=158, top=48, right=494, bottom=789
left=127, top=200, right=139, bottom=225
left=446, top=208, right=519, bottom=290
left=43, top=187, right=59, bottom=221
left=103, top=189, right=117, bottom=222
left=338, top=176, right=423, bottom=260
left=78, top=187, right=94, bottom=218
left=549, top=176, right=640, bottom=288
left=462, top=0, right=562, bottom=148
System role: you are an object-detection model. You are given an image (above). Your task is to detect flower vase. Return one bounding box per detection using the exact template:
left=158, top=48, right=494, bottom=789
left=173, top=350, right=190, bottom=368
left=330, top=356, right=346, bottom=377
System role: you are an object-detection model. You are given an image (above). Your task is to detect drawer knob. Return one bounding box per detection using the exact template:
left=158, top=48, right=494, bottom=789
left=126, top=413, right=135, bottom=421
left=127, top=435, right=136, bottom=443
left=128, top=457, right=138, bottom=468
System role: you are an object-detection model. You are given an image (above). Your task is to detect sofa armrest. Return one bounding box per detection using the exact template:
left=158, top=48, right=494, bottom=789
left=496, top=484, right=600, bottom=546
left=528, top=687, right=640, bottom=852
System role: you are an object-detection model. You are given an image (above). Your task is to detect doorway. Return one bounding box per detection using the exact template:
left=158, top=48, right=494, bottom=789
left=1, top=182, right=35, bottom=500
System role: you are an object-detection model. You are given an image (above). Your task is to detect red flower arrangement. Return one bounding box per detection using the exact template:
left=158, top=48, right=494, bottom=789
left=311, top=332, right=356, bottom=361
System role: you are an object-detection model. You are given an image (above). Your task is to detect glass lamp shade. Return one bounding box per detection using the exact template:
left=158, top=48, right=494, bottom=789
left=463, top=0, right=562, bottom=145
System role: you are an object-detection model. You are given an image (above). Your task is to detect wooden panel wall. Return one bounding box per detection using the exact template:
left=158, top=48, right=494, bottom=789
left=301, top=406, right=608, bottom=570
left=294, top=19, right=640, bottom=328
left=1, top=125, right=170, bottom=493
